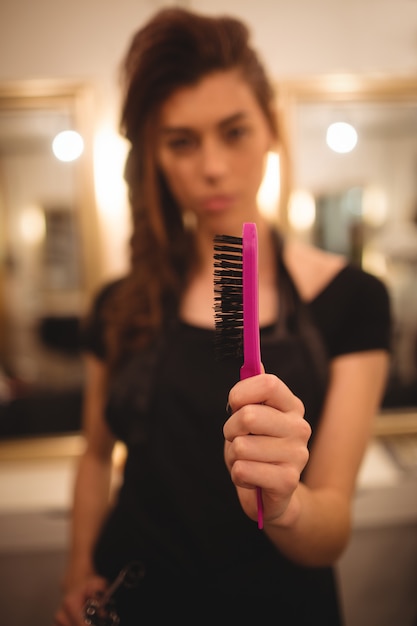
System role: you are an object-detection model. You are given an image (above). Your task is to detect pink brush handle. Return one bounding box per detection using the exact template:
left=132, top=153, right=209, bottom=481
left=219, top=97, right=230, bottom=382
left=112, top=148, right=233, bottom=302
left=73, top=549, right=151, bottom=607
left=240, top=222, right=263, bottom=529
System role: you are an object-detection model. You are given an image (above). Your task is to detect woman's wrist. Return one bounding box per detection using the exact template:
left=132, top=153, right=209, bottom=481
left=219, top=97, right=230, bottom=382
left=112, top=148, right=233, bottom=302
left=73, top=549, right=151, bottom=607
left=62, top=555, right=96, bottom=592
left=267, top=487, right=302, bottom=531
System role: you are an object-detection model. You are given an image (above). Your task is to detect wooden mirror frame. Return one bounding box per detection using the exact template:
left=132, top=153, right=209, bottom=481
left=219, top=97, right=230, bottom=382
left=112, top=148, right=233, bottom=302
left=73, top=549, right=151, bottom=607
left=275, top=74, right=417, bottom=436
left=0, top=79, right=102, bottom=305
left=276, top=73, right=417, bottom=214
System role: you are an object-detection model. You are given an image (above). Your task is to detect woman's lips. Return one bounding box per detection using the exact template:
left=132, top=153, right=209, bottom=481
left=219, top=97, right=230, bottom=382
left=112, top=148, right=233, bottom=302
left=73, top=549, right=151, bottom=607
left=200, top=195, right=235, bottom=211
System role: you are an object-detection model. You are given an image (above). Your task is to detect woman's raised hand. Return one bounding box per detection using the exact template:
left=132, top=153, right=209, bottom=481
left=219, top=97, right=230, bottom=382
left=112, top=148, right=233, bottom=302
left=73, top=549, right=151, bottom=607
left=223, top=373, right=311, bottom=526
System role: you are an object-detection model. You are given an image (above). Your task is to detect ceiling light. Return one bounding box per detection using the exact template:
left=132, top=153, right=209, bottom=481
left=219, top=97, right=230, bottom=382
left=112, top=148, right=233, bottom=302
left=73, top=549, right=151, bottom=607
left=326, top=122, right=358, bottom=153
left=52, top=130, right=84, bottom=162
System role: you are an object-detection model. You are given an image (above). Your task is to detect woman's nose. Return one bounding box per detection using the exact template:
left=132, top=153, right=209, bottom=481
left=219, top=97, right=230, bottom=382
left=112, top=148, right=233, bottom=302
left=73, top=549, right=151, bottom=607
left=199, top=138, right=228, bottom=180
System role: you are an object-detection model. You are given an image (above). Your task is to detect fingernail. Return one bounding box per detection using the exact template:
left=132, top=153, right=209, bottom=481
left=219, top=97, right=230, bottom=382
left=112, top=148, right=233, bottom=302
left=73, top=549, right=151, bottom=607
left=225, top=401, right=233, bottom=417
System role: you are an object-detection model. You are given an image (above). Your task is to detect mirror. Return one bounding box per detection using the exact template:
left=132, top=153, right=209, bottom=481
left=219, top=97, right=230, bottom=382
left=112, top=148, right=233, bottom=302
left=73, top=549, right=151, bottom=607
left=0, top=80, right=100, bottom=438
left=276, top=74, right=417, bottom=431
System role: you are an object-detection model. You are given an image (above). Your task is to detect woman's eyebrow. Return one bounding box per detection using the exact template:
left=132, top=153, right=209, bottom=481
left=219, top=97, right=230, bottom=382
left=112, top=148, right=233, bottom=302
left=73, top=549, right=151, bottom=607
left=159, top=125, right=193, bottom=135
left=218, top=111, right=249, bottom=129
left=159, top=111, right=250, bottom=135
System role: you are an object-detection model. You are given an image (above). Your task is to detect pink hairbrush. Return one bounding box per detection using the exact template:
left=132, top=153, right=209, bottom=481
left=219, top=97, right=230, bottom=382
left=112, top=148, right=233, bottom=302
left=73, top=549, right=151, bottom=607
left=214, top=222, right=263, bottom=529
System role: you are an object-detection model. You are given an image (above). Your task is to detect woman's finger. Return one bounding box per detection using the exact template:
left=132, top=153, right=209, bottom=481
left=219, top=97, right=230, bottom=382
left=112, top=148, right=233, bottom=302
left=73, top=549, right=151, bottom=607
left=227, top=373, right=305, bottom=415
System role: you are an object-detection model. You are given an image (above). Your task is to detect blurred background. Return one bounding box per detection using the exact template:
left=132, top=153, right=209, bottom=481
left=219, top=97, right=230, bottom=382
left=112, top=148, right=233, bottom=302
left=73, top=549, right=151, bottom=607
left=0, top=1, right=416, bottom=624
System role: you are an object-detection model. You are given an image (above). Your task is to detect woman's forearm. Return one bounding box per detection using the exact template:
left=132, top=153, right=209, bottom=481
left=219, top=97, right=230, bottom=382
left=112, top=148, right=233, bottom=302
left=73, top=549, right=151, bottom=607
left=63, top=449, right=114, bottom=590
left=264, top=482, right=352, bottom=567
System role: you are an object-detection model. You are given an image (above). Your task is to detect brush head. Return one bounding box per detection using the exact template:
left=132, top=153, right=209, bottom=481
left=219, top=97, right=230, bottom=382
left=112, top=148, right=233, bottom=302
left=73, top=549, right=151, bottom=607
left=213, top=234, right=244, bottom=359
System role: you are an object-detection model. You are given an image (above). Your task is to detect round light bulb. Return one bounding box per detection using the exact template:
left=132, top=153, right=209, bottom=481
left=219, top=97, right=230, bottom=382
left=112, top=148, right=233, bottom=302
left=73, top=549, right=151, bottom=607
left=52, top=130, right=84, bottom=162
left=326, top=122, right=358, bottom=153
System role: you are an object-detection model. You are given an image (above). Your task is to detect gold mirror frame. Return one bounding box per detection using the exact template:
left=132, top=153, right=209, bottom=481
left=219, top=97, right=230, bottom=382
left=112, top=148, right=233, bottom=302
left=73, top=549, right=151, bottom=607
left=276, top=74, right=417, bottom=436
left=0, top=79, right=102, bottom=303
left=276, top=73, right=417, bottom=220
left=0, top=80, right=103, bottom=450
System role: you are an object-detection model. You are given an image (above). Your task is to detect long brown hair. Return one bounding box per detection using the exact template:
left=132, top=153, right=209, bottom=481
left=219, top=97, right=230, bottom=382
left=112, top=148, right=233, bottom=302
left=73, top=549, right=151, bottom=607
left=101, top=7, right=279, bottom=368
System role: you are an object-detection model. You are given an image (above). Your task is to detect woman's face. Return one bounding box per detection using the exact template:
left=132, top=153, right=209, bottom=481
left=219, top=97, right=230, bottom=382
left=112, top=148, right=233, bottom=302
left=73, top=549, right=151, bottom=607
left=156, top=69, right=274, bottom=234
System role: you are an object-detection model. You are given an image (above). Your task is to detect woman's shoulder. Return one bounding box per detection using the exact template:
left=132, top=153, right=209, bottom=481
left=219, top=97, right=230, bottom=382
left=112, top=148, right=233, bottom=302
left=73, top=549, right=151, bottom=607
left=282, top=238, right=347, bottom=302
left=80, top=276, right=128, bottom=359
left=86, top=276, right=128, bottom=320
left=93, top=275, right=126, bottom=302
left=282, top=237, right=389, bottom=305
left=282, top=238, right=391, bottom=356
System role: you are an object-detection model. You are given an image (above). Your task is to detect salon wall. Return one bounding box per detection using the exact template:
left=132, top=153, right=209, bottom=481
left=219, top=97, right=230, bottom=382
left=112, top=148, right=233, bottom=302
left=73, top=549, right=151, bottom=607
left=2, top=0, right=417, bottom=84
left=1, top=0, right=416, bottom=276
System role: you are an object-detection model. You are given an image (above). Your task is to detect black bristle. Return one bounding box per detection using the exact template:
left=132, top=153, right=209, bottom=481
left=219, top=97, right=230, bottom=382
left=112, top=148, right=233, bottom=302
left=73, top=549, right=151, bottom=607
left=213, top=234, right=244, bottom=359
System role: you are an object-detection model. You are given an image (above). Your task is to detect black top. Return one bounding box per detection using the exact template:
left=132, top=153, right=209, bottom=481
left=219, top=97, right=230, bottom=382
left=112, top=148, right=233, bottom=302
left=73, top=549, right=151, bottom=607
left=81, top=256, right=390, bottom=625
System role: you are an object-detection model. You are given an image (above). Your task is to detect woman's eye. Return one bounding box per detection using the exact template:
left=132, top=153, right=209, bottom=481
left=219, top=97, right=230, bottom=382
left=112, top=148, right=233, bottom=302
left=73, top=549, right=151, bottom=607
left=225, top=126, right=249, bottom=142
left=167, top=136, right=197, bottom=153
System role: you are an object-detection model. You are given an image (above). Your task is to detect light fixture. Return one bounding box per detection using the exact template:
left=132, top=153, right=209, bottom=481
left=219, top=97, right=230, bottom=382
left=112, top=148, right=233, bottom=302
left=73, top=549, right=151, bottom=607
left=52, top=130, right=84, bottom=162
left=94, top=127, right=130, bottom=275
left=288, top=189, right=316, bottom=231
left=326, top=121, right=358, bottom=154
left=257, top=151, right=280, bottom=220
left=19, top=204, right=46, bottom=244
left=362, top=184, right=388, bottom=227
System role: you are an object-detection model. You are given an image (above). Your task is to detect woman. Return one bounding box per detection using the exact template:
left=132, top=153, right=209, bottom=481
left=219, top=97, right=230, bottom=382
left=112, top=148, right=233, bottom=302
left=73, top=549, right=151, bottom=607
left=54, top=7, right=390, bottom=625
